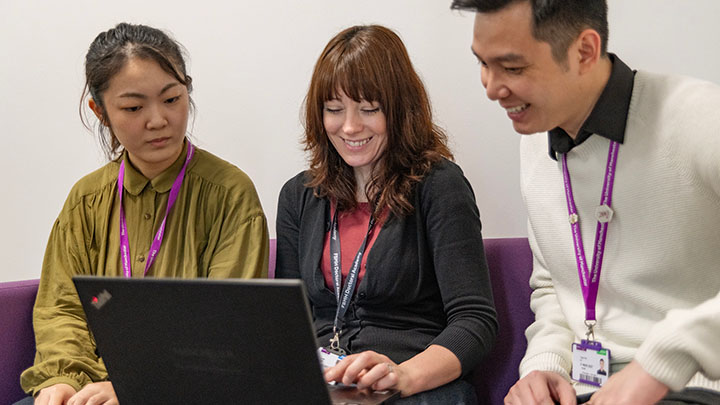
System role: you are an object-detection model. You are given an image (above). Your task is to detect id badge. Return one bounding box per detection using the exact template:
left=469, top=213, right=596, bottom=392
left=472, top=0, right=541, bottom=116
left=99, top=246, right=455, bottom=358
left=318, top=347, right=346, bottom=370
left=571, top=340, right=610, bottom=387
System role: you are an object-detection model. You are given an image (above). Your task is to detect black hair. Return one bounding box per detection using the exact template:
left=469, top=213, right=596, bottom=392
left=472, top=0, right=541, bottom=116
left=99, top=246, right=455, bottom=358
left=80, top=22, right=194, bottom=160
left=451, top=0, right=608, bottom=62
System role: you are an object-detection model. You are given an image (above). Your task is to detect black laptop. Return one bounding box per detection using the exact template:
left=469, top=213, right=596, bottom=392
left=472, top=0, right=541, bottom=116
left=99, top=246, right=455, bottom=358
left=73, top=276, right=398, bottom=405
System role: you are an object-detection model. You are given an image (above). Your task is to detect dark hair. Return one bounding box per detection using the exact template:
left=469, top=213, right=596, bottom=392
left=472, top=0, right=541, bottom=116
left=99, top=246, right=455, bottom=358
left=80, top=22, right=194, bottom=160
left=304, top=25, right=452, bottom=219
left=451, top=0, right=608, bottom=62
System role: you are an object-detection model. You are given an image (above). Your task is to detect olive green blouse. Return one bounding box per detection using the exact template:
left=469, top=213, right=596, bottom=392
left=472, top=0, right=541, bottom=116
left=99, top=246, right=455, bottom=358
left=21, top=141, right=269, bottom=395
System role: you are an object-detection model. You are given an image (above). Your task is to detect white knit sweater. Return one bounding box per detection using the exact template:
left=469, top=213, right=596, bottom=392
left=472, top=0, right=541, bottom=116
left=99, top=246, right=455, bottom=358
left=519, top=70, right=720, bottom=394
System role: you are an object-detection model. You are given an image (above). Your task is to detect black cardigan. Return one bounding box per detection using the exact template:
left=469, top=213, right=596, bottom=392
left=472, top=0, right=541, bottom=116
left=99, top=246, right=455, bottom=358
left=275, top=159, right=497, bottom=375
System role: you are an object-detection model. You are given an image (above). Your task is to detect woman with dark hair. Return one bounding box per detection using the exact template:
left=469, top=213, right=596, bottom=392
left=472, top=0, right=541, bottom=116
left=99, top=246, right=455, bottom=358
left=16, top=23, right=268, bottom=405
left=276, top=25, right=497, bottom=402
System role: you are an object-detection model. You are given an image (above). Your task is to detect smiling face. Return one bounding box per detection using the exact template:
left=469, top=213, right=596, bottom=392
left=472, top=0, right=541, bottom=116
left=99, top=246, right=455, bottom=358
left=323, top=90, right=388, bottom=183
left=91, top=57, right=189, bottom=179
left=471, top=1, right=586, bottom=135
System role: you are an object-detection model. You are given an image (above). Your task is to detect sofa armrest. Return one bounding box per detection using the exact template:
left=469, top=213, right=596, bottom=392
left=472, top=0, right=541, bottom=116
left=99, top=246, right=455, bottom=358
left=0, top=279, right=39, bottom=403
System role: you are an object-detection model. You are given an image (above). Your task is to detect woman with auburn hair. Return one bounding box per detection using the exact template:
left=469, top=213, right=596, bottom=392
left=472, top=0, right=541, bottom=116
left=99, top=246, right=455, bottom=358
left=276, top=25, right=497, bottom=402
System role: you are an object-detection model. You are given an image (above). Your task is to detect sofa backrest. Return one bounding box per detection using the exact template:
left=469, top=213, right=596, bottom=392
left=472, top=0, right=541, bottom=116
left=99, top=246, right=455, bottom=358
left=0, top=241, right=281, bottom=403
left=473, top=237, right=534, bottom=404
left=1, top=237, right=534, bottom=405
left=268, top=238, right=276, bottom=279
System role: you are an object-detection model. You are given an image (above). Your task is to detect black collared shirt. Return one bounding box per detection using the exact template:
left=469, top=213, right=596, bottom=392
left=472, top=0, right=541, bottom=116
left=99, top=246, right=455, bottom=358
left=547, top=54, right=635, bottom=160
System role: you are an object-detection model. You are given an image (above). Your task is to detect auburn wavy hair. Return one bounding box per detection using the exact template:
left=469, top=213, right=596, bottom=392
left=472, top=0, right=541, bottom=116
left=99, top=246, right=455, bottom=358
left=303, top=25, right=452, bottom=219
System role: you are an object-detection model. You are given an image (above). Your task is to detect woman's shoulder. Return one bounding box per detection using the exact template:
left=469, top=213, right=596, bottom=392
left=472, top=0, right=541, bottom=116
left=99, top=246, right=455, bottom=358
left=282, top=170, right=312, bottom=191
left=187, top=147, right=258, bottom=196
left=279, top=170, right=315, bottom=203
left=415, top=158, right=476, bottom=203
left=55, top=161, right=119, bottom=224
left=420, top=158, right=469, bottom=188
left=65, top=161, right=119, bottom=207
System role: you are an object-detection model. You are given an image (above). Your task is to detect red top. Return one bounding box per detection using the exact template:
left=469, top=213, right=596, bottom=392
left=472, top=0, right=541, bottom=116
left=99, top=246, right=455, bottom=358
left=321, top=202, right=386, bottom=290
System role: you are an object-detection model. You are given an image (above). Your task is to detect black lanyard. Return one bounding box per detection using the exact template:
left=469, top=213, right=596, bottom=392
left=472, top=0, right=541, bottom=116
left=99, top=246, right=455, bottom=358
left=327, top=205, right=376, bottom=353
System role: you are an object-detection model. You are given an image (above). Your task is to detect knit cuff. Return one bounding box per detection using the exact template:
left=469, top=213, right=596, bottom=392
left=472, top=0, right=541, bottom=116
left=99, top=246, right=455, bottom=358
left=431, top=326, right=491, bottom=376
left=519, top=351, right=572, bottom=380
left=634, top=333, right=699, bottom=391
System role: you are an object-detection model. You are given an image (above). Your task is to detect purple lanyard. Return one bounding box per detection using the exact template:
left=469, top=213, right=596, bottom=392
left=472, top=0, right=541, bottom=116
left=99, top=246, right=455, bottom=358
left=117, top=143, right=195, bottom=278
left=561, top=140, right=619, bottom=326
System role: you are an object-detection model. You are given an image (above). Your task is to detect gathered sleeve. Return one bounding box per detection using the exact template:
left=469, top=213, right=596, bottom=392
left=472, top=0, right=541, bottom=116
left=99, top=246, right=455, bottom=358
left=20, top=209, right=107, bottom=395
left=205, top=182, right=269, bottom=279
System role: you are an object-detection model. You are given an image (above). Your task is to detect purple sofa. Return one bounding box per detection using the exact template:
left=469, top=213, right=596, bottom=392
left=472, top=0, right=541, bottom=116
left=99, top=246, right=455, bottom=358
left=0, top=237, right=533, bottom=405
left=473, top=238, right=534, bottom=404
left=0, top=279, right=39, bottom=403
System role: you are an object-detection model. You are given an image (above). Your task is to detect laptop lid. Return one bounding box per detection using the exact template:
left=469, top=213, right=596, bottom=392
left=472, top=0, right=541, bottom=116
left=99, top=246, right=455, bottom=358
left=73, top=276, right=335, bottom=405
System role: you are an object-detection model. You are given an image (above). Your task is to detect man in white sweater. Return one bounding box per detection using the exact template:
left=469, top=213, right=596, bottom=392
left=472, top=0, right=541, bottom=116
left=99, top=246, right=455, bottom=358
left=451, top=0, right=720, bottom=404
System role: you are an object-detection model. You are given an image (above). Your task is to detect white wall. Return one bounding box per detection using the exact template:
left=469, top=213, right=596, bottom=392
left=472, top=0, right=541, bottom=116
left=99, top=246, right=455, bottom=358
left=1, top=0, right=719, bottom=282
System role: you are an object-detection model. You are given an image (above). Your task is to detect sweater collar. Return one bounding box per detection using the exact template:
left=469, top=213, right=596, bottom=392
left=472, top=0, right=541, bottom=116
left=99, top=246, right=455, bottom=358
left=120, top=140, right=190, bottom=195
left=547, top=54, right=635, bottom=160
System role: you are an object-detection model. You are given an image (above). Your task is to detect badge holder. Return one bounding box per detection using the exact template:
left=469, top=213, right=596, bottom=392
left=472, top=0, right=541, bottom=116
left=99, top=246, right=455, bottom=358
left=571, top=321, right=611, bottom=387
left=318, top=328, right=347, bottom=371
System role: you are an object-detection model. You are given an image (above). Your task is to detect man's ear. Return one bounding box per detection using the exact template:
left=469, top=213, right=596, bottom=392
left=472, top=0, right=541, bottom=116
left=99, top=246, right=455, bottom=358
left=572, top=28, right=603, bottom=75
left=88, top=98, right=107, bottom=126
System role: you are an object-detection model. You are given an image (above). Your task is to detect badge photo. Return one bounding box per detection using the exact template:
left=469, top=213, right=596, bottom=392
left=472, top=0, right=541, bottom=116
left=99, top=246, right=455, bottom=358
left=571, top=340, right=611, bottom=387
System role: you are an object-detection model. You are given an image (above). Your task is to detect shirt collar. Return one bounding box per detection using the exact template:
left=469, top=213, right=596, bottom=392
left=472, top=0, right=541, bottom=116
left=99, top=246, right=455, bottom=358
left=120, top=140, right=189, bottom=195
left=547, top=54, right=635, bottom=160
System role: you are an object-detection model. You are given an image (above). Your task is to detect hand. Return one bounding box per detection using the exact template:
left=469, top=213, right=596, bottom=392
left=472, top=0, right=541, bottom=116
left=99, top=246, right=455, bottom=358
left=505, top=370, right=577, bottom=405
left=587, top=360, right=668, bottom=405
left=324, top=350, right=410, bottom=396
left=67, top=382, right=118, bottom=405
left=35, top=383, right=76, bottom=405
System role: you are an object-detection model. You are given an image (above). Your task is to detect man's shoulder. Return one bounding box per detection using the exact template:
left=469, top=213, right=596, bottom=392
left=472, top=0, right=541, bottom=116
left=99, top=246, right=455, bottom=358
left=630, top=71, right=720, bottom=141
left=632, top=71, right=720, bottom=115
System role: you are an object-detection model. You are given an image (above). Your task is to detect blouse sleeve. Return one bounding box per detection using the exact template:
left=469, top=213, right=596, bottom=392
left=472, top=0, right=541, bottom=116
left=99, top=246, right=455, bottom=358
left=422, top=162, right=498, bottom=375
left=205, top=177, right=269, bottom=279
left=20, top=213, right=107, bottom=395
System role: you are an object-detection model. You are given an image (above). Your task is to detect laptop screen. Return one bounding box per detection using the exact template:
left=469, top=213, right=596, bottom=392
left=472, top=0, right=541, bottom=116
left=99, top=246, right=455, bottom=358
left=73, top=277, right=333, bottom=404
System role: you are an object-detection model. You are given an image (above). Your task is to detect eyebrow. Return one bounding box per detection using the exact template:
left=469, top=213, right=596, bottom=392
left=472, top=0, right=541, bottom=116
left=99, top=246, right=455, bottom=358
left=471, top=47, right=527, bottom=64
left=118, top=82, right=180, bottom=99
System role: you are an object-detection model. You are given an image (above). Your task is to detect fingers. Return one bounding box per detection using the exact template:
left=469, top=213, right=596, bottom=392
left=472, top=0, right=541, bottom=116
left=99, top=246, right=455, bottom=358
left=324, top=354, right=353, bottom=382
left=356, top=362, right=397, bottom=390
left=34, top=393, right=49, bottom=405
left=505, top=371, right=576, bottom=405
left=505, top=372, right=550, bottom=404
left=67, top=382, right=117, bottom=405
left=369, top=363, right=400, bottom=391
left=547, top=374, right=577, bottom=405
left=36, top=384, right=76, bottom=405
left=48, top=392, right=63, bottom=405
left=324, top=350, right=397, bottom=390
left=528, top=374, right=556, bottom=405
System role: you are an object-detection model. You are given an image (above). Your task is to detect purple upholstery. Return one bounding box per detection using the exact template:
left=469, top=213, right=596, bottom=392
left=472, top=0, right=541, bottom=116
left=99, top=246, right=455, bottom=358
left=0, top=279, right=39, bottom=403
left=0, top=242, right=280, bottom=402
left=268, top=238, right=277, bottom=279
left=0, top=238, right=533, bottom=405
left=473, top=237, right=534, bottom=405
